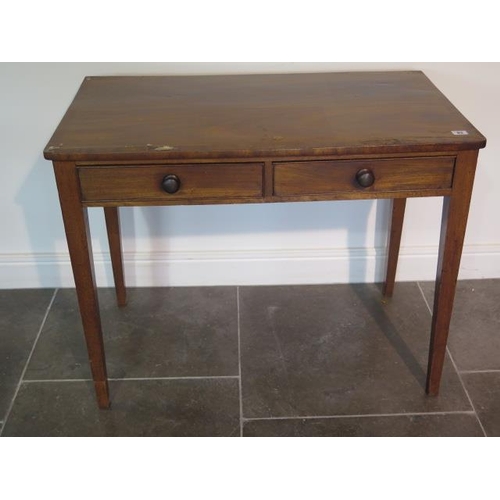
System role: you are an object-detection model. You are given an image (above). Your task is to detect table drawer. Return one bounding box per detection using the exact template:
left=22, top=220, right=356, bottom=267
left=78, top=163, right=264, bottom=202
left=273, top=156, right=455, bottom=196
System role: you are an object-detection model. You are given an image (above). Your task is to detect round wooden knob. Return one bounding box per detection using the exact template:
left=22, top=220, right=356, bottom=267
left=161, top=174, right=180, bottom=194
left=355, top=168, right=375, bottom=188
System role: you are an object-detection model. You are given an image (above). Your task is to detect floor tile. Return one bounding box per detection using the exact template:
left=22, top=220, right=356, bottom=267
left=0, top=289, right=55, bottom=420
left=243, top=413, right=483, bottom=436
left=419, top=280, right=500, bottom=372
left=25, top=287, right=238, bottom=380
left=462, top=372, right=500, bottom=437
left=1, top=378, right=240, bottom=436
left=239, top=283, right=471, bottom=418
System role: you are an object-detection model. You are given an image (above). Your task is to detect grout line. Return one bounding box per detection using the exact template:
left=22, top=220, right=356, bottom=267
left=416, top=281, right=433, bottom=316
left=237, top=286, right=243, bottom=437
left=0, top=288, right=58, bottom=437
left=445, top=348, right=488, bottom=436
left=244, top=410, right=476, bottom=422
left=416, top=281, right=488, bottom=437
left=23, top=378, right=91, bottom=383
left=109, top=376, right=239, bottom=381
left=460, top=369, right=500, bottom=374
left=22, top=375, right=240, bottom=383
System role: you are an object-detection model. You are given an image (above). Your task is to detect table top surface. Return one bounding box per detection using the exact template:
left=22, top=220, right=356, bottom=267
left=44, top=71, right=486, bottom=162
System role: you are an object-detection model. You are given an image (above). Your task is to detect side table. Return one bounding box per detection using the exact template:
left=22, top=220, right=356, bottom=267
left=44, top=71, right=486, bottom=408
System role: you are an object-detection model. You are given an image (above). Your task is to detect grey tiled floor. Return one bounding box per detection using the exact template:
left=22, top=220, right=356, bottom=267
left=0, top=280, right=498, bottom=436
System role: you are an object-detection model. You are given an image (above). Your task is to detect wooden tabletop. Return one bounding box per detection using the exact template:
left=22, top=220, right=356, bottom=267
left=44, top=71, right=486, bottom=161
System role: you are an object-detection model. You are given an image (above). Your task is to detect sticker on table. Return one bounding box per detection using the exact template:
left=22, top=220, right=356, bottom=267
left=451, top=130, right=469, bottom=135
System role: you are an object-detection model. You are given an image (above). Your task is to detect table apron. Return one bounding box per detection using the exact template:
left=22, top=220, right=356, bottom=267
left=76, top=155, right=456, bottom=206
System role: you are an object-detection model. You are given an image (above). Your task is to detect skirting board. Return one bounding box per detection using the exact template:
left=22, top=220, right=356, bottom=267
left=1, top=245, right=500, bottom=289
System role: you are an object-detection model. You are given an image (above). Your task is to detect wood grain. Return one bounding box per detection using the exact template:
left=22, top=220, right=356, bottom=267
left=104, top=207, right=126, bottom=307
left=426, top=150, right=479, bottom=395
left=273, top=156, right=455, bottom=197
left=79, top=163, right=264, bottom=203
left=383, top=198, right=407, bottom=297
left=44, top=72, right=486, bottom=162
left=52, top=161, right=110, bottom=409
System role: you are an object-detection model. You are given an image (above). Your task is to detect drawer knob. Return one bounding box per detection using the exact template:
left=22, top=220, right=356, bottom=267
left=161, top=174, right=181, bottom=194
left=355, top=168, right=375, bottom=188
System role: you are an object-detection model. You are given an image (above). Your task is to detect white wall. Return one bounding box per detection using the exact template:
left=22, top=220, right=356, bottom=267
left=1, top=62, right=499, bottom=289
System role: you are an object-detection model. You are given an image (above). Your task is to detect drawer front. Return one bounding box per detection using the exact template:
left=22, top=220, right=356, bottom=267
left=273, top=156, right=455, bottom=196
left=78, top=163, right=264, bottom=202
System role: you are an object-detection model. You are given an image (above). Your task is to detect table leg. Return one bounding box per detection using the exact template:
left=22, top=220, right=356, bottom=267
left=426, top=150, right=479, bottom=395
left=53, top=162, right=110, bottom=409
left=383, top=198, right=407, bottom=297
left=104, top=207, right=127, bottom=307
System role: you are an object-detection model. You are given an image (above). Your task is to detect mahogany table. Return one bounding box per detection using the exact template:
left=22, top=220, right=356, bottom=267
left=44, top=71, right=486, bottom=409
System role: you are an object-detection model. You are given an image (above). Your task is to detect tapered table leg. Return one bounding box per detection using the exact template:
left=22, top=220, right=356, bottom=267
left=53, top=162, right=110, bottom=409
left=426, top=150, right=479, bottom=395
left=104, top=207, right=127, bottom=307
left=383, top=198, right=407, bottom=297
